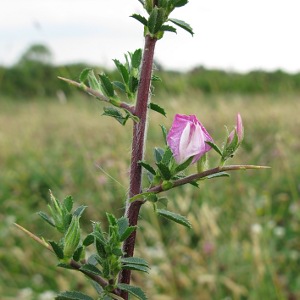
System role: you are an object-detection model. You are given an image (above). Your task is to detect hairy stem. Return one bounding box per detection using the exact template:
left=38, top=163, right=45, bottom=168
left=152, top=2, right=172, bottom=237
left=118, top=35, right=157, bottom=298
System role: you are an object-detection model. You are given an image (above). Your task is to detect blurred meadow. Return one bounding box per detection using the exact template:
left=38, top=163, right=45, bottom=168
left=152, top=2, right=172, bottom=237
left=1, top=45, right=300, bottom=300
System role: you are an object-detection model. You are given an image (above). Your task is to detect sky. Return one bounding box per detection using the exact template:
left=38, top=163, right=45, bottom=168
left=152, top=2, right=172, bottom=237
left=1, top=0, right=300, bottom=72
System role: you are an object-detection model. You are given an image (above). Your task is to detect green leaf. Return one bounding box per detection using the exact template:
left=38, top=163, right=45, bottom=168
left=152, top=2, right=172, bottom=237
left=99, top=73, right=115, bottom=98
left=157, top=197, right=168, bottom=208
left=102, top=107, right=128, bottom=125
left=73, top=205, right=87, bottom=217
left=174, top=156, right=193, bottom=173
left=148, top=7, right=166, bottom=34
left=112, top=247, right=123, bottom=256
left=106, top=212, right=118, bottom=227
left=63, top=196, right=73, bottom=212
left=128, top=76, right=139, bottom=94
left=80, top=263, right=102, bottom=276
left=131, top=49, right=142, bottom=69
left=122, top=264, right=149, bottom=273
left=189, top=181, right=199, bottom=188
left=169, top=18, right=194, bottom=36
left=121, top=257, right=149, bottom=267
left=160, top=125, right=167, bottom=145
left=156, top=162, right=172, bottom=180
left=120, top=226, right=137, bottom=242
left=161, top=147, right=173, bottom=165
left=57, top=263, right=74, bottom=270
left=173, top=0, right=188, bottom=7
left=113, top=81, right=126, bottom=92
left=79, top=68, right=92, bottom=83
left=138, top=160, right=156, bottom=175
left=83, top=234, right=95, bottom=247
left=55, top=291, right=94, bottom=300
left=117, top=284, right=147, bottom=300
left=148, top=102, right=166, bottom=117
left=113, top=59, right=129, bottom=83
left=95, top=238, right=107, bottom=259
left=160, top=25, right=177, bottom=33
left=87, top=70, right=101, bottom=91
left=205, top=141, right=223, bottom=156
left=38, top=211, right=55, bottom=227
left=131, top=14, right=148, bottom=27
left=154, top=147, right=164, bottom=163
left=117, top=216, right=129, bottom=238
left=157, top=209, right=192, bottom=229
left=73, top=245, right=84, bottom=261
left=49, top=241, right=64, bottom=259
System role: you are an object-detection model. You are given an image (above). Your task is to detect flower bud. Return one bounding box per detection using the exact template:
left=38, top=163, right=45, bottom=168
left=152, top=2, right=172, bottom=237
left=167, top=114, right=213, bottom=165
left=236, top=113, right=244, bottom=143
left=63, top=216, right=81, bottom=259
left=227, top=113, right=244, bottom=146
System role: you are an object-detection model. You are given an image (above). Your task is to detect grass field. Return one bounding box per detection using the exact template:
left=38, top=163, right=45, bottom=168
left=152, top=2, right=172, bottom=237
left=0, top=92, right=299, bottom=300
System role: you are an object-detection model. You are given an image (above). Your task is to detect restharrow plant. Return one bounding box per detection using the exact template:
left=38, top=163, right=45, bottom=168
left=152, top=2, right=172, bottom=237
left=16, top=1, right=269, bottom=300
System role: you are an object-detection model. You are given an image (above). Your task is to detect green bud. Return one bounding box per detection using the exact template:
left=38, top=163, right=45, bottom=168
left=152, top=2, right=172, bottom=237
left=63, top=216, right=81, bottom=259
left=162, top=180, right=174, bottom=191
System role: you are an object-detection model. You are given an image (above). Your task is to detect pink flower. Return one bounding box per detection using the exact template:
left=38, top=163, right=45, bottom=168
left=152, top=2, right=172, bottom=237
left=228, top=113, right=244, bottom=144
left=167, top=114, right=213, bottom=164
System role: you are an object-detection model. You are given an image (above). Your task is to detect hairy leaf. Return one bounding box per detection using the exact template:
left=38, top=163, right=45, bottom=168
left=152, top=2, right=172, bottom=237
left=55, top=291, right=94, bottom=300
left=121, top=257, right=149, bottom=267
left=99, top=74, right=115, bottom=98
left=49, top=240, right=64, bottom=259
left=161, top=25, right=177, bottom=33
left=73, top=205, right=87, bottom=218
left=82, top=234, right=94, bottom=247
left=102, top=107, right=128, bottom=125
left=131, top=14, right=148, bottom=27
left=73, top=246, right=84, bottom=262
left=156, top=162, right=172, bottom=180
left=117, top=216, right=129, bottom=238
left=138, top=160, right=156, bottom=175
left=154, top=147, right=164, bottom=163
left=63, top=196, right=73, bottom=212
left=205, top=141, right=223, bottom=156
left=120, top=226, right=137, bottom=242
left=117, top=284, right=147, bottom=300
left=148, top=7, right=166, bottom=34
left=113, top=81, right=126, bottom=93
left=157, top=209, right=192, bottom=229
left=121, top=264, right=149, bottom=273
left=38, top=211, right=55, bottom=227
left=148, top=102, right=166, bottom=117
left=169, top=18, right=194, bottom=35
left=174, top=156, right=193, bottom=173
left=113, top=59, right=129, bottom=83
left=80, top=263, right=102, bottom=276
left=131, top=49, right=142, bottom=69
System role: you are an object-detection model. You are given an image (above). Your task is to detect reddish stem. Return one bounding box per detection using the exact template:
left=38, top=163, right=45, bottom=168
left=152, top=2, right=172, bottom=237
left=118, top=35, right=157, bottom=299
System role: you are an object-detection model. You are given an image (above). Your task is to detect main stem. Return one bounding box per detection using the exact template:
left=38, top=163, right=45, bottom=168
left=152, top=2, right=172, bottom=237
left=118, top=35, right=157, bottom=298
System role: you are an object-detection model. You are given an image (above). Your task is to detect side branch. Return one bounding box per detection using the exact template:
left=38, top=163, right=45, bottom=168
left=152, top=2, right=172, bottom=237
left=14, top=223, right=109, bottom=290
left=57, top=76, right=135, bottom=115
left=148, top=164, right=270, bottom=194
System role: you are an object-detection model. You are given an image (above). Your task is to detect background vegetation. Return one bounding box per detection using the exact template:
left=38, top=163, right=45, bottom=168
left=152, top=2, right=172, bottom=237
left=0, top=44, right=299, bottom=300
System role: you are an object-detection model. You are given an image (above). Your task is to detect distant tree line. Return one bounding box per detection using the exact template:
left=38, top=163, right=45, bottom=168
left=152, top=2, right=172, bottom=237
left=1, top=44, right=300, bottom=100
